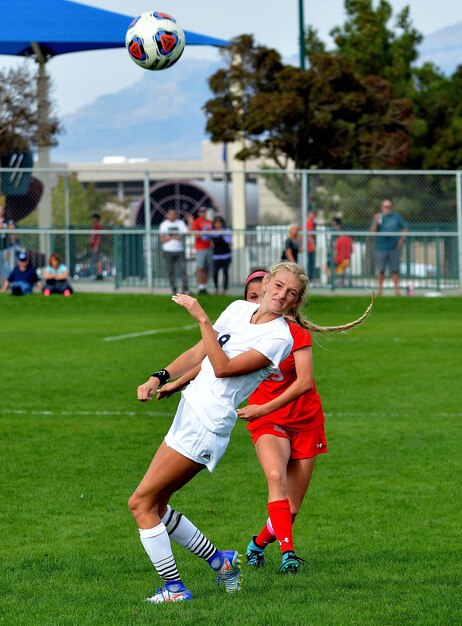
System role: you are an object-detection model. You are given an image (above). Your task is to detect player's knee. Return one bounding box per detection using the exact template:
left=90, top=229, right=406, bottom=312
left=267, top=468, right=284, bottom=487
left=128, top=490, right=144, bottom=517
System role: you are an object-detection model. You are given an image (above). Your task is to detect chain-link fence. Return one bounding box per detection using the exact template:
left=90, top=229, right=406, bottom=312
left=1, top=227, right=458, bottom=293
left=1, top=166, right=461, bottom=292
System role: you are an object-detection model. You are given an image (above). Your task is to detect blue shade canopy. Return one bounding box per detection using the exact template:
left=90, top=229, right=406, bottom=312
left=0, top=0, right=228, bottom=58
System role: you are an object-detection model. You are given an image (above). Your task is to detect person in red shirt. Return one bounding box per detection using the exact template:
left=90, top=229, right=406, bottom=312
left=191, top=207, right=213, bottom=294
left=305, top=211, right=316, bottom=281
left=238, top=267, right=372, bottom=574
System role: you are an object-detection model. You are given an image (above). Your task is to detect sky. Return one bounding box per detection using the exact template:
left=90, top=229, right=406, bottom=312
left=1, top=0, right=462, bottom=115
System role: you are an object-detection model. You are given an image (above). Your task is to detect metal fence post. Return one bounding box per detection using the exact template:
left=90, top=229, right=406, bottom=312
left=436, top=234, right=441, bottom=291
left=64, top=172, right=71, bottom=272
left=300, top=170, right=308, bottom=271
left=457, top=171, right=462, bottom=289
left=143, top=170, right=153, bottom=290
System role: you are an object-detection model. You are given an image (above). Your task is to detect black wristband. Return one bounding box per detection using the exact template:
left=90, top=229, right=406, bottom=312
left=150, top=369, right=170, bottom=385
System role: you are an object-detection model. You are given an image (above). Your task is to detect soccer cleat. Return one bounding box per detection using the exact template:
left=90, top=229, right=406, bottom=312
left=216, top=550, right=242, bottom=593
left=246, top=536, right=266, bottom=568
left=279, top=551, right=307, bottom=575
left=146, top=583, right=193, bottom=604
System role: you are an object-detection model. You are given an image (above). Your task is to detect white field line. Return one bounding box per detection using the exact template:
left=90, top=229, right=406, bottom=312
left=1, top=409, right=461, bottom=418
left=0, top=408, right=173, bottom=418
left=102, top=324, right=197, bottom=342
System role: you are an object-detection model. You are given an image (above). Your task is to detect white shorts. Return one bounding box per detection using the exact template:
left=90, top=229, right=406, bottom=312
left=164, top=397, right=229, bottom=473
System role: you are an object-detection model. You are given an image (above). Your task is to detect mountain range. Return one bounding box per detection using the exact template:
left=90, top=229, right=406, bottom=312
left=51, top=23, right=462, bottom=164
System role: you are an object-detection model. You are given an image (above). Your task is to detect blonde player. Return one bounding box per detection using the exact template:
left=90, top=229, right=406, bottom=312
left=131, top=262, right=309, bottom=602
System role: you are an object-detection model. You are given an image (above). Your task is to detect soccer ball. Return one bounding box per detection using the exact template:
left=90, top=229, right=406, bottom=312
left=126, top=11, right=185, bottom=71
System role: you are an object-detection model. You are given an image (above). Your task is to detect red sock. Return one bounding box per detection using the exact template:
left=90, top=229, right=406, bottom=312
left=255, top=518, right=276, bottom=547
left=268, top=499, right=294, bottom=553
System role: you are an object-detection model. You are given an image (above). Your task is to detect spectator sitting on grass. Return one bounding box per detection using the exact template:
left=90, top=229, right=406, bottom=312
left=1, top=251, right=41, bottom=296
left=42, top=253, right=73, bottom=297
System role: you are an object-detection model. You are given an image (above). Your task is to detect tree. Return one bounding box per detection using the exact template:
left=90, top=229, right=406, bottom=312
left=410, top=63, right=462, bottom=169
left=0, top=64, right=61, bottom=154
left=308, top=0, right=461, bottom=169
left=205, top=2, right=460, bottom=171
left=204, top=35, right=413, bottom=170
left=329, top=0, right=422, bottom=97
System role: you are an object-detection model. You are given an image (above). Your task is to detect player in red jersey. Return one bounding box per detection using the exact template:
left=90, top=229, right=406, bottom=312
left=239, top=268, right=372, bottom=574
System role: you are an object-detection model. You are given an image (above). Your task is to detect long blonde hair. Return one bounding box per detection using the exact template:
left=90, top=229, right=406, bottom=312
left=263, top=261, right=373, bottom=333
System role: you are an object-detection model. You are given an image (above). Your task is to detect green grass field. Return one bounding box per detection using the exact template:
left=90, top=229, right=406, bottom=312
left=1, top=293, right=461, bottom=625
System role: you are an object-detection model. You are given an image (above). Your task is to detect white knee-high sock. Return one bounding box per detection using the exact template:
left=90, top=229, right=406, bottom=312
left=139, top=522, right=181, bottom=583
left=162, top=505, right=220, bottom=567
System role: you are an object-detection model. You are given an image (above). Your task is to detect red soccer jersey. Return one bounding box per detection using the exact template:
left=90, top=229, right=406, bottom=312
left=247, top=322, right=324, bottom=432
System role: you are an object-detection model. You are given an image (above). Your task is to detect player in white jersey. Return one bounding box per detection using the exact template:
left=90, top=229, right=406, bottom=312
left=129, top=262, right=309, bottom=604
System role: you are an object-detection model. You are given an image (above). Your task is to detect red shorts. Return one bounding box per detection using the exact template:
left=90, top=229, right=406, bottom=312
left=249, top=422, right=328, bottom=460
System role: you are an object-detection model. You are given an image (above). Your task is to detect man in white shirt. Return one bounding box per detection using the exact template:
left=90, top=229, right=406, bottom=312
left=159, top=208, right=189, bottom=294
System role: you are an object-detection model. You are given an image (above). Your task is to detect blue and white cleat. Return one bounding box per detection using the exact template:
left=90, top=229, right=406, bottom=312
left=146, top=581, right=193, bottom=603
left=216, top=550, right=242, bottom=593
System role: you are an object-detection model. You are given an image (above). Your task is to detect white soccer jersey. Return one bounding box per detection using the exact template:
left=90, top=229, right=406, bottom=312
left=182, top=300, right=293, bottom=435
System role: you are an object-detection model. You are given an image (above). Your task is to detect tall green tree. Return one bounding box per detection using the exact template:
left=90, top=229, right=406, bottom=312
left=329, top=0, right=422, bottom=97
left=204, top=35, right=412, bottom=170
left=307, top=0, right=461, bottom=169
left=410, top=64, right=462, bottom=169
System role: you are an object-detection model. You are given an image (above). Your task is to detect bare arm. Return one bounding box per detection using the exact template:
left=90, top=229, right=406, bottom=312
left=160, top=233, right=180, bottom=243
left=137, top=339, right=206, bottom=402
left=398, top=227, right=408, bottom=248
left=43, top=268, right=68, bottom=280
left=370, top=213, right=381, bottom=232
left=237, top=347, right=313, bottom=421
left=172, top=294, right=272, bottom=377
left=56, top=268, right=69, bottom=280
left=157, top=363, right=202, bottom=399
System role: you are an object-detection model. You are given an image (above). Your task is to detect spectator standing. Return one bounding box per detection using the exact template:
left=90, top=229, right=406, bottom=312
left=89, top=213, right=103, bottom=280
left=305, top=211, right=316, bottom=281
left=42, top=253, right=73, bottom=296
left=281, top=224, right=301, bottom=263
left=1, top=251, right=41, bottom=295
left=159, top=208, right=190, bottom=295
left=370, top=199, right=407, bottom=296
left=210, top=216, right=232, bottom=295
left=191, top=207, right=213, bottom=294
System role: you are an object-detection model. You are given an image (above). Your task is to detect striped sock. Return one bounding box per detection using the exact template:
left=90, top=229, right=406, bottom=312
left=162, top=505, right=219, bottom=566
left=139, top=522, right=181, bottom=583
